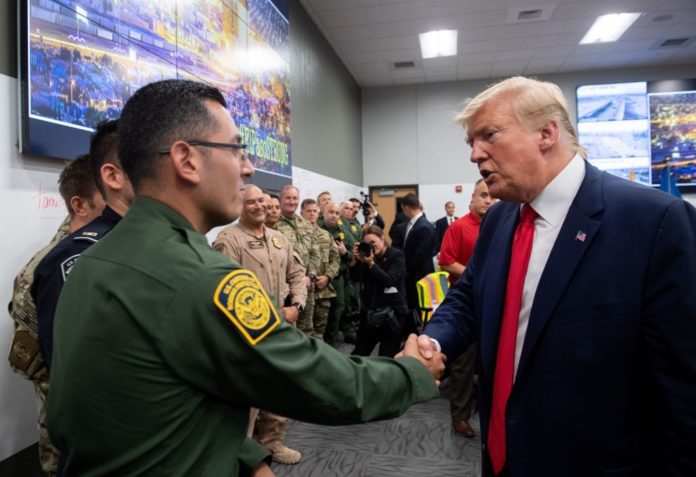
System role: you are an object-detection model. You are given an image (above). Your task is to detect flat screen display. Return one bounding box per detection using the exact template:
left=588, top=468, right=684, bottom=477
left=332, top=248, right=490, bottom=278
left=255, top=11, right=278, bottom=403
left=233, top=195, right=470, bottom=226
left=19, top=0, right=291, bottom=190
left=577, top=79, right=696, bottom=188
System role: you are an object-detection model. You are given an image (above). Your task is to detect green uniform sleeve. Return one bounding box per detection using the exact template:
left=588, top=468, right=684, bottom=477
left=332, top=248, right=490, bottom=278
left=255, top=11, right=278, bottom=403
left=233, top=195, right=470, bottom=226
left=237, top=438, right=270, bottom=476
left=159, top=266, right=439, bottom=426
left=326, top=239, right=340, bottom=280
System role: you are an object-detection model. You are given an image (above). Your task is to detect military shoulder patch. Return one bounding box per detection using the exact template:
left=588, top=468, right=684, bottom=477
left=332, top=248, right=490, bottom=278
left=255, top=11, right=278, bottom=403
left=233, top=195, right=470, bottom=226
left=213, top=269, right=281, bottom=346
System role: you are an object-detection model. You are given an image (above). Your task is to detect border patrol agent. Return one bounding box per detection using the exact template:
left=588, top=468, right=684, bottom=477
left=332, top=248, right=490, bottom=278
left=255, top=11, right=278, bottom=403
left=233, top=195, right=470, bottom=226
left=46, top=80, right=444, bottom=476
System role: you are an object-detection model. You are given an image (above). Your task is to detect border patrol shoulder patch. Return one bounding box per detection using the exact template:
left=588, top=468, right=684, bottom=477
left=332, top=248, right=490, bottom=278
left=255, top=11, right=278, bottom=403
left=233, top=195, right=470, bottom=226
left=214, top=269, right=281, bottom=346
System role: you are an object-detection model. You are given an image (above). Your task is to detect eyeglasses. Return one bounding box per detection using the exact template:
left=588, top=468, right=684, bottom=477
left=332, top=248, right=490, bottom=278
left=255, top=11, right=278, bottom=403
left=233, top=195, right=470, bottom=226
left=158, top=140, right=248, bottom=155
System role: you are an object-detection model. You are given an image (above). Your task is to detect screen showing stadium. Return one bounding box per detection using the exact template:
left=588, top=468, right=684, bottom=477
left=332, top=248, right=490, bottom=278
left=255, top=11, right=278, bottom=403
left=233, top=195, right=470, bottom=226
left=19, top=0, right=291, bottom=190
left=577, top=79, right=696, bottom=188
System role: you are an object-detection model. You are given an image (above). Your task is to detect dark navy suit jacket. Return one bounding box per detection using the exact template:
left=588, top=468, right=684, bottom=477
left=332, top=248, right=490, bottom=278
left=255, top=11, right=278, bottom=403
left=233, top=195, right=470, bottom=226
left=425, top=163, right=696, bottom=476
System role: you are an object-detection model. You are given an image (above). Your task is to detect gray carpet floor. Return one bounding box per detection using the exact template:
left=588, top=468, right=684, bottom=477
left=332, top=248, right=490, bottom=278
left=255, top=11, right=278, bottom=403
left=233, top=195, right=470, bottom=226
left=271, top=343, right=482, bottom=477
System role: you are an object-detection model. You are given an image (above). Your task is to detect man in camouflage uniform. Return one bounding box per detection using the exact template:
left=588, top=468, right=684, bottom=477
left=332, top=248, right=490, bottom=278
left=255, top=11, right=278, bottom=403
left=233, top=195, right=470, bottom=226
left=8, top=154, right=105, bottom=476
left=339, top=201, right=361, bottom=343
left=316, top=191, right=332, bottom=226
left=300, top=198, right=339, bottom=339
left=276, top=185, right=318, bottom=329
left=321, top=202, right=355, bottom=347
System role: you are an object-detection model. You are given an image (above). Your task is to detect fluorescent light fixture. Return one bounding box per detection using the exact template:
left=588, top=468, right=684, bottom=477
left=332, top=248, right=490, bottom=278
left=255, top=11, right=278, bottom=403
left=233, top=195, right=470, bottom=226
left=419, top=30, right=457, bottom=59
left=580, top=13, right=641, bottom=44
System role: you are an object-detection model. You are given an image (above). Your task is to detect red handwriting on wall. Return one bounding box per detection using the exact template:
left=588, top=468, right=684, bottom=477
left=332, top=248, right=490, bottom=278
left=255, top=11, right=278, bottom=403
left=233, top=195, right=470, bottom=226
left=33, top=180, right=64, bottom=219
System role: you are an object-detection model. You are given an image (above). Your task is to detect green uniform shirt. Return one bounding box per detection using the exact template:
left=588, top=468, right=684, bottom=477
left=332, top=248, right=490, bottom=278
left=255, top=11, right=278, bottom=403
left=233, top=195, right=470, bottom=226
left=47, top=197, right=438, bottom=476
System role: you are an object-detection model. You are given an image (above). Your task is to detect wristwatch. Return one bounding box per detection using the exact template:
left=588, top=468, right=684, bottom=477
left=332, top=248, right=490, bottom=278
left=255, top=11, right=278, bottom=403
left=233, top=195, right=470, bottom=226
left=292, top=303, right=305, bottom=313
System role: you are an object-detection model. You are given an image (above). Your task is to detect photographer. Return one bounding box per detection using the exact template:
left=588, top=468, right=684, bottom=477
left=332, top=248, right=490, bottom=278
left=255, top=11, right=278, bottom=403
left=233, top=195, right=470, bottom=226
left=350, top=225, right=408, bottom=357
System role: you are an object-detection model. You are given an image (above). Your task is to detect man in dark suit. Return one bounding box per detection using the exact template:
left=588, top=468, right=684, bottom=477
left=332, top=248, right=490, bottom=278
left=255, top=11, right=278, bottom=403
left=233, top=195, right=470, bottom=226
left=417, top=76, right=696, bottom=476
left=401, top=193, right=437, bottom=314
left=434, top=201, right=457, bottom=249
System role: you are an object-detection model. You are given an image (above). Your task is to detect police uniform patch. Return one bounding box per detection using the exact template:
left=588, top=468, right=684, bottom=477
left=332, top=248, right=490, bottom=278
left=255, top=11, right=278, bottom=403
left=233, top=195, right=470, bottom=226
left=213, top=269, right=281, bottom=346
left=60, top=254, right=81, bottom=282
left=271, top=236, right=282, bottom=249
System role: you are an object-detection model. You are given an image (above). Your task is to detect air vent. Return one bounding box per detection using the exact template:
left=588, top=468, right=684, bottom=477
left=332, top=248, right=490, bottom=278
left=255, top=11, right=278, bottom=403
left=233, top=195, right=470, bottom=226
left=507, top=5, right=556, bottom=24
left=394, top=61, right=415, bottom=68
left=658, top=37, right=690, bottom=48
left=518, top=9, right=542, bottom=20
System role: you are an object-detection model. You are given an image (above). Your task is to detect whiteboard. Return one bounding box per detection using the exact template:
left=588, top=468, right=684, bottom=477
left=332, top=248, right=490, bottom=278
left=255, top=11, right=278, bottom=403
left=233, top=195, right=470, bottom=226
left=0, top=73, right=68, bottom=460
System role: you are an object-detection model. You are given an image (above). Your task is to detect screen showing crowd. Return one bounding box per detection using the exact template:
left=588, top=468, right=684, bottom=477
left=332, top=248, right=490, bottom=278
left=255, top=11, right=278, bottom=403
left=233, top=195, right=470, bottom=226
left=26, top=0, right=291, bottom=178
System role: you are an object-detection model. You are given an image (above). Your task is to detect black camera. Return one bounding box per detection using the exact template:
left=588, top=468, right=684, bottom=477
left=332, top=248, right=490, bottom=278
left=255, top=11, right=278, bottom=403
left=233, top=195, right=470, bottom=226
left=358, top=241, right=374, bottom=257
left=358, top=191, right=371, bottom=220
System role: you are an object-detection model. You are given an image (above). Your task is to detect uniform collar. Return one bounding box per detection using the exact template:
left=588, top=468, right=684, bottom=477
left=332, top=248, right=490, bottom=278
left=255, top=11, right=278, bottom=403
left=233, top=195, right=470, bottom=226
left=128, top=197, right=197, bottom=232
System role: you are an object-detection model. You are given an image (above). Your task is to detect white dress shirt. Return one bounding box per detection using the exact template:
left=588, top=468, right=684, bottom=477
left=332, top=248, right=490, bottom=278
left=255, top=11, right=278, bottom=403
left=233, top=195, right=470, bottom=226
left=514, top=154, right=585, bottom=378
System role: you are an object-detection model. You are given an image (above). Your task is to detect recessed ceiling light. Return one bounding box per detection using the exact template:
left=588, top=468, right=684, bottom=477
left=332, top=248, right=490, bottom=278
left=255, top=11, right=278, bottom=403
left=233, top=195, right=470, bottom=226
left=580, top=13, right=641, bottom=44
left=419, top=30, right=458, bottom=59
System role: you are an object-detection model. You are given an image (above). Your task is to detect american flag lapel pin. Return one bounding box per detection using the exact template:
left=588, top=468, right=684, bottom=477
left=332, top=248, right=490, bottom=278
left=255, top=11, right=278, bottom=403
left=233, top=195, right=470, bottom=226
left=575, top=230, right=587, bottom=242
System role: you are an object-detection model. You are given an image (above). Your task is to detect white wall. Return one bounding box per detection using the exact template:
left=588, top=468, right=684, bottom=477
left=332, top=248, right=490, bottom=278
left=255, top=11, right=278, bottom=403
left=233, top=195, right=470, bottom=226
left=362, top=64, right=696, bottom=215
left=0, top=73, right=67, bottom=460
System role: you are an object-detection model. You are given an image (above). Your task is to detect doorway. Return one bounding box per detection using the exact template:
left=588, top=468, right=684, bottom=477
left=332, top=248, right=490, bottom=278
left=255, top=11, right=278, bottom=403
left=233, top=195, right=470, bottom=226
left=369, top=185, right=418, bottom=241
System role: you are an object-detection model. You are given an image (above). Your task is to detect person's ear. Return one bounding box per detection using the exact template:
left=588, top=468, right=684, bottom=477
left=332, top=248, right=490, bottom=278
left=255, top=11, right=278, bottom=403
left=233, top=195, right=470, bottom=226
left=168, top=140, right=202, bottom=185
left=69, top=195, right=89, bottom=217
left=100, top=163, right=130, bottom=191
left=539, top=121, right=559, bottom=152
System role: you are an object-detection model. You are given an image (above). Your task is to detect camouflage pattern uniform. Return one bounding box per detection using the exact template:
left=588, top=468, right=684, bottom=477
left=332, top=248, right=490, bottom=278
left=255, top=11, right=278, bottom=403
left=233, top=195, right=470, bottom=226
left=276, top=214, right=319, bottom=331
left=304, top=226, right=340, bottom=339
left=343, top=217, right=363, bottom=338
left=321, top=222, right=354, bottom=347
left=8, top=217, right=70, bottom=476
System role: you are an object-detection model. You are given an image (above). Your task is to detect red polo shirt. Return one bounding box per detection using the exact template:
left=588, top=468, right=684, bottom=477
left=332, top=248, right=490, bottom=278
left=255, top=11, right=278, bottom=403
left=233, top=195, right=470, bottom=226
left=438, top=212, right=481, bottom=286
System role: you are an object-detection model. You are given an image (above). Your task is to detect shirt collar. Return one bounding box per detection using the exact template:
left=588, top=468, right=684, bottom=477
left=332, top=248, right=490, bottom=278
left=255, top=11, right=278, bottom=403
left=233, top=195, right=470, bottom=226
left=529, top=154, right=585, bottom=227
left=409, top=211, right=423, bottom=225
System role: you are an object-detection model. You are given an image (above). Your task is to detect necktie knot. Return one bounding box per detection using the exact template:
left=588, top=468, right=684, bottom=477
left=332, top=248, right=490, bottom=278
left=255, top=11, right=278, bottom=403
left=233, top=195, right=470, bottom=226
left=520, top=204, right=538, bottom=225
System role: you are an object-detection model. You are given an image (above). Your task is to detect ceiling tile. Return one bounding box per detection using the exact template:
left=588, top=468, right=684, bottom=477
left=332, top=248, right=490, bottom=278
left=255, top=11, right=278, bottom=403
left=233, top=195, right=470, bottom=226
left=458, top=52, right=497, bottom=64
left=382, top=48, right=422, bottom=62
left=392, top=76, right=426, bottom=85
left=496, top=49, right=535, bottom=62
left=460, top=9, right=507, bottom=28
left=345, top=51, right=386, bottom=64
left=526, top=57, right=566, bottom=69
left=391, top=67, right=426, bottom=79
left=364, top=2, right=431, bottom=23
left=370, top=20, right=417, bottom=38
left=458, top=63, right=493, bottom=78
left=532, top=46, right=574, bottom=58
left=330, top=24, right=376, bottom=42
left=376, top=34, right=420, bottom=50
left=459, top=40, right=499, bottom=53
left=317, top=8, right=369, bottom=27
left=459, top=26, right=505, bottom=42
left=336, top=38, right=377, bottom=54
left=424, top=65, right=459, bottom=76
left=422, top=56, right=460, bottom=68
left=353, top=61, right=391, bottom=73
left=424, top=72, right=459, bottom=83
left=542, top=18, right=594, bottom=35
left=307, top=0, right=356, bottom=12
left=502, top=23, right=548, bottom=39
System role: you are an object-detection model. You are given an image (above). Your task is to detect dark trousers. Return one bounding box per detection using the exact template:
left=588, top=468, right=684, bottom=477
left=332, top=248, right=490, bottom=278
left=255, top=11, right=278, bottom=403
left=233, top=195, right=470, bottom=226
left=449, top=344, right=477, bottom=421
left=353, top=311, right=403, bottom=358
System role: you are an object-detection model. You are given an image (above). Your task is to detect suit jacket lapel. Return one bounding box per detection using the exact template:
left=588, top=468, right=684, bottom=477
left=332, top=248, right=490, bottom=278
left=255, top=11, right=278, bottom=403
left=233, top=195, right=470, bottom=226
left=516, top=164, right=604, bottom=379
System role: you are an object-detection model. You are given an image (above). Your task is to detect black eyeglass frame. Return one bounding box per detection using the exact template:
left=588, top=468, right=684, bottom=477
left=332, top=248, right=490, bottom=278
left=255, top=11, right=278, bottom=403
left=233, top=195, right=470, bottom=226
left=158, top=140, right=248, bottom=155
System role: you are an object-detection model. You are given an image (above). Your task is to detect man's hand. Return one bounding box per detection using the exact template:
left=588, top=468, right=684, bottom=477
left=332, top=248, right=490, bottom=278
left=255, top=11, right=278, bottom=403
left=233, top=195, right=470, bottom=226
left=336, top=240, right=347, bottom=256
left=397, top=334, right=446, bottom=383
left=251, top=462, right=275, bottom=477
left=282, top=306, right=299, bottom=324
left=304, top=276, right=312, bottom=289
left=315, top=275, right=330, bottom=289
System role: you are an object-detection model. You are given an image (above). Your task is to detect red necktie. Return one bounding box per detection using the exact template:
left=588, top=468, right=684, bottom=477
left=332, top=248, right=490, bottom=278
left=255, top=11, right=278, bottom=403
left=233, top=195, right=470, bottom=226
left=488, top=204, right=538, bottom=475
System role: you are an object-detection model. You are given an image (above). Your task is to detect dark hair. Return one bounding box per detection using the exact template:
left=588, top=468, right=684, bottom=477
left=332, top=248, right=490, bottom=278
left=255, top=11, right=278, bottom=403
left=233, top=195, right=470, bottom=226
left=59, top=154, right=99, bottom=217
left=317, top=191, right=331, bottom=200
left=269, top=193, right=280, bottom=201
left=363, top=225, right=385, bottom=240
left=401, top=193, right=420, bottom=209
left=301, top=198, right=317, bottom=210
left=349, top=197, right=360, bottom=203
left=118, top=79, right=227, bottom=190
left=89, top=119, right=119, bottom=198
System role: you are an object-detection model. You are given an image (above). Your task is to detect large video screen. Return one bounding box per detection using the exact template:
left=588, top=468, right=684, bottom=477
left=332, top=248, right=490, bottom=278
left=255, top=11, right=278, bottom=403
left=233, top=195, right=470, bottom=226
left=19, top=0, right=292, bottom=190
left=577, top=79, right=696, bottom=188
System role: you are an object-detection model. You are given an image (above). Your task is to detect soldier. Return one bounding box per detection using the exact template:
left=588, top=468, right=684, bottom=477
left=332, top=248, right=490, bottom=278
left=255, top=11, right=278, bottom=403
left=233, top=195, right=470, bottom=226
left=264, top=193, right=281, bottom=229
left=32, top=119, right=133, bottom=372
left=46, top=79, right=444, bottom=476
left=316, top=191, right=332, bottom=226
left=321, top=202, right=355, bottom=347
left=348, top=198, right=365, bottom=242
left=8, top=154, right=104, bottom=476
left=339, top=201, right=361, bottom=343
left=213, top=184, right=307, bottom=465
left=300, top=198, right=340, bottom=339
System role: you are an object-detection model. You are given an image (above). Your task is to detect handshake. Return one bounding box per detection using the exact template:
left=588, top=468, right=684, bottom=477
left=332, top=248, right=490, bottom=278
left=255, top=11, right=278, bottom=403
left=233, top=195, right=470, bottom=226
left=396, top=334, right=446, bottom=384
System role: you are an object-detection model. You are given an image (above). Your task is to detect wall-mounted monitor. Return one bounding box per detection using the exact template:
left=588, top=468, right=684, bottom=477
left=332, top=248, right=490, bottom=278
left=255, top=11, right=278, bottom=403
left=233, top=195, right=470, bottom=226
left=577, top=78, right=696, bottom=189
left=18, top=0, right=291, bottom=191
